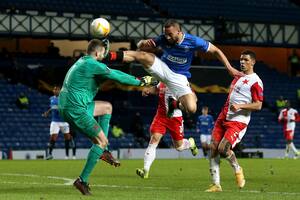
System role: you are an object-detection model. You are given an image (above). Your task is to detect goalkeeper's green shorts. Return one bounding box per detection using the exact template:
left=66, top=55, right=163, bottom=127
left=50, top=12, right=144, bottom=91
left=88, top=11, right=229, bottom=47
left=59, top=102, right=101, bottom=138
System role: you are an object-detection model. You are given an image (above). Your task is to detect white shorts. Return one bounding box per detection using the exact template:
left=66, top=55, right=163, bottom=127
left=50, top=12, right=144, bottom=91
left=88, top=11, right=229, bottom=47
left=200, top=134, right=211, bottom=144
left=145, top=57, right=192, bottom=99
left=50, top=122, right=70, bottom=135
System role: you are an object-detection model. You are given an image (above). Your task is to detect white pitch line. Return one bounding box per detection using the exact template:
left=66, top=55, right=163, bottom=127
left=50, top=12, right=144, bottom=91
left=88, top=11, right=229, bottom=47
left=1, top=173, right=300, bottom=196
left=0, top=173, right=74, bottom=186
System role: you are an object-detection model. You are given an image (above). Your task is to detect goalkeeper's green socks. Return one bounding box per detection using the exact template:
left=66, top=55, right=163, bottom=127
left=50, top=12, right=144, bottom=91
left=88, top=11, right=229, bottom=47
left=98, top=114, right=111, bottom=150
left=80, top=144, right=104, bottom=183
left=98, top=114, right=111, bottom=138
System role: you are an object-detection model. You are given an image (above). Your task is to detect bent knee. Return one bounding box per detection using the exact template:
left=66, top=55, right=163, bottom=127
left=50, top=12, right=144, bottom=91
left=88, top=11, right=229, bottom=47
left=104, top=102, right=112, bottom=113
left=186, top=104, right=197, bottom=114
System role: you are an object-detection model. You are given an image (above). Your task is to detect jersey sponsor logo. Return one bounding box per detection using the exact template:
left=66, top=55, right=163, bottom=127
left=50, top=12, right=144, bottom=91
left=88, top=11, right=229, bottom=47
left=166, top=55, right=187, bottom=64
left=235, top=86, right=241, bottom=93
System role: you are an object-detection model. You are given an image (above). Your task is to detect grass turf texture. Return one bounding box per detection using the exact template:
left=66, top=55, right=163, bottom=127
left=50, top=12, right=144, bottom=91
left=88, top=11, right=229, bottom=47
left=0, top=159, right=300, bottom=200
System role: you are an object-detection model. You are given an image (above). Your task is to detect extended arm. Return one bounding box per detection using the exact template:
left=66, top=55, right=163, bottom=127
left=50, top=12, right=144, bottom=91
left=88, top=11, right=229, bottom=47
left=42, top=108, right=51, bottom=117
left=102, top=69, right=157, bottom=87
left=207, top=43, right=242, bottom=77
left=103, top=68, right=141, bottom=86
left=137, top=39, right=155, bottom=51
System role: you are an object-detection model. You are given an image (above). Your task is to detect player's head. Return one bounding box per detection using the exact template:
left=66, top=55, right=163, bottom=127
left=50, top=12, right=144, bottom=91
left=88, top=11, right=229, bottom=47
left=163, top=19, right=183, bottom=45
left=87, top=39, right=106, bottom=61
left=53, top=85, right=61, bottom=96
left=240, top=50, right=256, bottom=73
left=202, top=106, right=209, bottom=115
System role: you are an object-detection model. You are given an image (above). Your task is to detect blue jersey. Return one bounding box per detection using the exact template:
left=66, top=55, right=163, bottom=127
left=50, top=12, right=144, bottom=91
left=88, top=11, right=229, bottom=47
left=196, top=114, right=214, bottom=135
left=50, top=96, right=63, bottom=122
left=153, top=33, right=209, bottom=78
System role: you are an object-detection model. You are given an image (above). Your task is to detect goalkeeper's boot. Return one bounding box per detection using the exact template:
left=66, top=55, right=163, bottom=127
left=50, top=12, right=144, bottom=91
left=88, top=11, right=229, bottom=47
left=167, top=97, right=176, bottom=118
left=205, top=184, right=222, bottom=192
left=100, top=150, right=121, bottom=167
left=189, top=137, right=199, bottom=156
left=73, top=177, right=91, bottom=195
left=235, top=167, right=245, bottom=188
left=136, top=168, right=149, bottom=179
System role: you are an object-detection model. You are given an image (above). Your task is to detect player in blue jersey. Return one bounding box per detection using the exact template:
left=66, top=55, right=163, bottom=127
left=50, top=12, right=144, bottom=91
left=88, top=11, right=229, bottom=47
left=43, top=85, right=75, bottom=160
left=196, top=106, right=214, bottom=158
left=108, top=19, right=236, bottom=116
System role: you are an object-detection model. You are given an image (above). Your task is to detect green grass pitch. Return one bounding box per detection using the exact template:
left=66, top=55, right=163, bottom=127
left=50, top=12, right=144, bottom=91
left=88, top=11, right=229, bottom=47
left=0, top=159, right=300, bottom=200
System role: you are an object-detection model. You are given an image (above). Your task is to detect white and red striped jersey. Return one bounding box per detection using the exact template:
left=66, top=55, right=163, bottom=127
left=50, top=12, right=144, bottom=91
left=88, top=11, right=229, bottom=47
left=156, top=83, right=182, bottom=117
left=223, top=73, right=264, bottom=124
left=278, top=108, right=299, bottom=131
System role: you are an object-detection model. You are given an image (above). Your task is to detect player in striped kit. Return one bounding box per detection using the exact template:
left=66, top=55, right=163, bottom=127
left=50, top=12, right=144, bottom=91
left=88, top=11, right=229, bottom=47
left=278, top=100, right=300, bottom=158
left=206, top=50, right=263, bottom=192
left=136, top=82, right=198, bottom=179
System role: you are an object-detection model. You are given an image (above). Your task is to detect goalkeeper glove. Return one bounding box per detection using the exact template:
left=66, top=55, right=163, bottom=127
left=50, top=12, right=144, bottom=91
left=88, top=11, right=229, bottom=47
left=102, top=38, right=110, bottom=58
left=140, top=76, right=158, bottom=86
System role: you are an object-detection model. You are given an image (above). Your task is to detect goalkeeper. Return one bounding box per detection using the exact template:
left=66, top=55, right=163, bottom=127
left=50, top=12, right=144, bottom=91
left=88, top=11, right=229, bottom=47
left=58, top=39, right=157, bottom=195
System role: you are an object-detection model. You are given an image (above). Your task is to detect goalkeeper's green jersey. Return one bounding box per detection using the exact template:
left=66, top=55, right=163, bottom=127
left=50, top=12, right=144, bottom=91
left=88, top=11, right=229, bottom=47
left=59, top=55, right=140, bottom=109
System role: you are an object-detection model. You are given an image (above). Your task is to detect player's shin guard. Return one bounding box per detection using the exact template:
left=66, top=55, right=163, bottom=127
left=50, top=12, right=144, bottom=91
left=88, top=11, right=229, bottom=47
left=144, top=143, right=158, bottom=172
left=209, top=155, right=220, bottom=185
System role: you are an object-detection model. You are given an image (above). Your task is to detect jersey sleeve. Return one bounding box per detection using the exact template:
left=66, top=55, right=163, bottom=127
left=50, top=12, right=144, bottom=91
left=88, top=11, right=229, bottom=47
left=194, top=36, right=210, bottom=52
left=102, top=68, right=141, bottom=86
left=251, top=82, right=264, bottom=102
left=278, top=110, right=283, bottom=122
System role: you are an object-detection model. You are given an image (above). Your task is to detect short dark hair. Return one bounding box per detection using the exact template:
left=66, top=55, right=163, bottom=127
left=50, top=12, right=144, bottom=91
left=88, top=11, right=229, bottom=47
left=202, top=106, right=208, bottom=110
left=241, top=50, right=256, bottom=61
left=164, top=19, right=181, bottom=31
left=87, top=39, right=104, bottom=55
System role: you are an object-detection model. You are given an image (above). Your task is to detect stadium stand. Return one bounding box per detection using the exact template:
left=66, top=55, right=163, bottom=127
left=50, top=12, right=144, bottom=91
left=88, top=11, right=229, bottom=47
left=149, top=0, right=300, bottom=23
left=1, top=0, right=300, bottom=24
left=0, top=0, right=159, bottom=18
left=1, top=57, right=299, bottom=153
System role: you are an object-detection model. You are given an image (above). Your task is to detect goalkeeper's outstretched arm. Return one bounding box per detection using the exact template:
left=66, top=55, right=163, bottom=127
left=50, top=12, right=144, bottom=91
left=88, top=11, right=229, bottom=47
left=102, top=69, right=158, bottom=87
left=103, top=68, right=141, bottom=86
